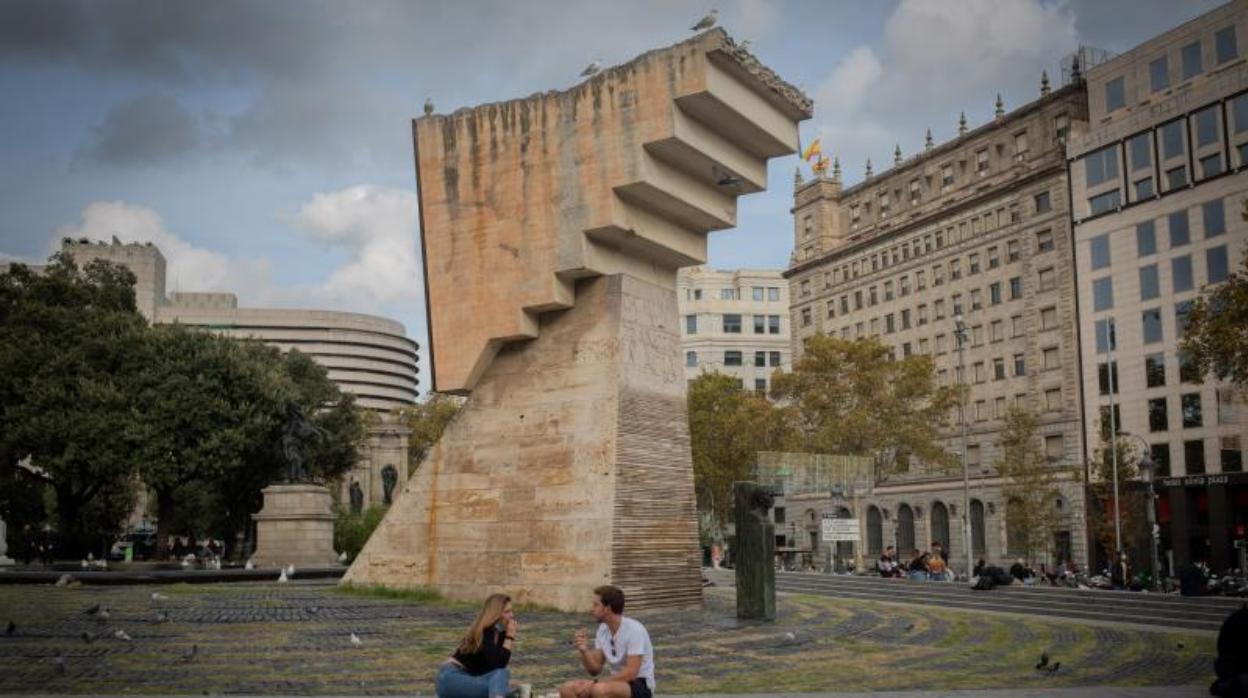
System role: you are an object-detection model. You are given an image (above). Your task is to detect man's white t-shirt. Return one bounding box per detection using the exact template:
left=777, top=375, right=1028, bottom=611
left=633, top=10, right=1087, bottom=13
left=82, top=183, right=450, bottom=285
left=594, top=617, right=655, bottom=690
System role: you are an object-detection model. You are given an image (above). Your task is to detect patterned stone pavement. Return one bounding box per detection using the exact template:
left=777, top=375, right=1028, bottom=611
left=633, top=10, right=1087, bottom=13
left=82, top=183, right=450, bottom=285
left=0, top=580, right=1216, bottom=695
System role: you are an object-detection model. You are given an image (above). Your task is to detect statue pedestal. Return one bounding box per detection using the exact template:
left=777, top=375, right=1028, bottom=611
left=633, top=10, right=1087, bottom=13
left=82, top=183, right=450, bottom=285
left=250, top=484, right=338, bottom=568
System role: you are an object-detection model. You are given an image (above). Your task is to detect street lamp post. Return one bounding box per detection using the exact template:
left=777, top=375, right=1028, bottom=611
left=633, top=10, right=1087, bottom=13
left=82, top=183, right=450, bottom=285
left=954, top=314, right=972, bottom=580
left=1104, top=319, right=1123, bottom=560
left=1120, top=431, right=1161, bottom=591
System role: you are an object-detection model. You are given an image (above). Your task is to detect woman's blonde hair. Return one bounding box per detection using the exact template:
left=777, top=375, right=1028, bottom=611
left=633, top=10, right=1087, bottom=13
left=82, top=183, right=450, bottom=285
left=456, top=593, right=511, bottom=655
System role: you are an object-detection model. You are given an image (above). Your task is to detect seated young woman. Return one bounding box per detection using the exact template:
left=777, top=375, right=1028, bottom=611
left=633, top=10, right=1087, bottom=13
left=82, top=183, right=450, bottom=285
left=436, top=593, right=518, bottom=698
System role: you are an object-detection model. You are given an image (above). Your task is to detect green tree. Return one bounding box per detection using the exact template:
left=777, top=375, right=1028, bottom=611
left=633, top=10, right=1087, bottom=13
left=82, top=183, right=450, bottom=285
left=0, top=254, right=149, bottom=557
left=687, top=372, right=789, bottom=542
left=1182, top=252, right=1248, bottom=388
left=770, top=334, right=960, bottom=477
left=996, top=407, right=1063, bottom=565
left=395, top=393, right=463, bottom=474
left=1089, top=414, right=1142, bottom=566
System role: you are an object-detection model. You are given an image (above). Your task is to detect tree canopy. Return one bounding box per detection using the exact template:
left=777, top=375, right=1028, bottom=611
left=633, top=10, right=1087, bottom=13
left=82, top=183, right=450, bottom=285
left=1182, top=251, right=1248, bottom=388
left=996, top=407, right=1064, bottom=564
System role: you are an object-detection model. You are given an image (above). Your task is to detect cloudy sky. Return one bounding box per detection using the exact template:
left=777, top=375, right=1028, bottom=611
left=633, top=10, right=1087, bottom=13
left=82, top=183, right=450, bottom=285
left=0, top=0, right=1224, bottom=392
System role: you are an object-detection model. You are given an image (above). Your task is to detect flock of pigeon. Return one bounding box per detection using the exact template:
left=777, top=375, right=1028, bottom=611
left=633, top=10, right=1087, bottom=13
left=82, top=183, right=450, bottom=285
left=422, top=8, right=722, bottom=117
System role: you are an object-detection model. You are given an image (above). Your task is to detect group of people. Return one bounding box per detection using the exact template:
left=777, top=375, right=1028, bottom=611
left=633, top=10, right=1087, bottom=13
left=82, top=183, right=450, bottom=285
left=876, top=542, right=953, bottom=582
left=436, top=585, right=655, bottom=698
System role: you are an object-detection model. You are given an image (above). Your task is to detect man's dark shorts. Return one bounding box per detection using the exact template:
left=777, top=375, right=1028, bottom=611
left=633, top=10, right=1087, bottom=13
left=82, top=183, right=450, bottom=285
left=629, top=678, right=652, bottom=698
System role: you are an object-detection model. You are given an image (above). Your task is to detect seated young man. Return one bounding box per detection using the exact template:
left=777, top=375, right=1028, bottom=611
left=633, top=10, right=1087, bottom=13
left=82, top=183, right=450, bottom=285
left=559, top=585, right=655, bottom=698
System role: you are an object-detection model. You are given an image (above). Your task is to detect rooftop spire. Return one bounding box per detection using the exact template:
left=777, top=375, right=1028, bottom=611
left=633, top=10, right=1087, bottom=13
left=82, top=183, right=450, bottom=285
left=925, top=128, right=934, bottom=151
left=1041, top=70, right=1051, bottom=96
left=832, top=156, right=841, bottom=183
left=958, top=112, right=968, bottom=136
left=865, top=158, right=873, bottom=178
left=893, top=144, right=902, bottom=166
left=1071, top=54, right=1083, bottom=84
left=994, top=93, right=1004, bottom=119
left=794, top=165, right=804, bottom=188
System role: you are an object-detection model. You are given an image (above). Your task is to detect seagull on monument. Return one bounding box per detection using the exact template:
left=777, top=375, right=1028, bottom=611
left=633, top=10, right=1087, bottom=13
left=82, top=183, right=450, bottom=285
left=691, top=9, right=718, bottom=31
left=424, top=97, right=434, bottom=116
left=244, top=559, right=255, bottom=571
left=286, top=563, right=296, bottom=577
left=580, top=59, right=603, bottom=77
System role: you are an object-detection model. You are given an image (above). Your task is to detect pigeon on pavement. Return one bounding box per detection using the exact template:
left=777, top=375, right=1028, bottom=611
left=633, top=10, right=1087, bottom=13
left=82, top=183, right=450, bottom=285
left=1035, top=652, right=1049, bottom=670
left=182, top=644, right=197, bottom=663
left=4, top=620, right=14, bottom=636
left=350, top=632, right=362, bottom=647
left=114, top=629, right=131, bottom=642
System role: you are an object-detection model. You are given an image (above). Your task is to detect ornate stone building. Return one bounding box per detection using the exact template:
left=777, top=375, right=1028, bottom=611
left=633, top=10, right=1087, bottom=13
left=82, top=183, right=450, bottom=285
left=1068, top=0, right=1248, bottom=574
left=784, top=84, right=1092, bottom=573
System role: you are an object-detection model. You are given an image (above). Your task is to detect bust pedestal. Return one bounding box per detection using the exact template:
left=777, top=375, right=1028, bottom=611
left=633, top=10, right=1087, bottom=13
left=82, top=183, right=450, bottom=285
left=250, top=484, right=338, bottom=568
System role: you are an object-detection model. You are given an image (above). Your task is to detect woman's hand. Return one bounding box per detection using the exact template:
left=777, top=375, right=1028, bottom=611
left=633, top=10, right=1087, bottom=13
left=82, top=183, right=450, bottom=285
left=505, top=616, right=518, bottom=638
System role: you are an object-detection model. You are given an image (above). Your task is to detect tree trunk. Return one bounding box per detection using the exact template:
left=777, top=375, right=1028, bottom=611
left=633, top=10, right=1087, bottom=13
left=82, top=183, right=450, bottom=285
left=154, top=489, right=175, bottom=561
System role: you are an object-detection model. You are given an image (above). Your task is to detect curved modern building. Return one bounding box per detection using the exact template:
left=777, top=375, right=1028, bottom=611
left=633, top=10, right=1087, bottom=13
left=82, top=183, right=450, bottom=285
left=64, top=239, right=419, bottom=411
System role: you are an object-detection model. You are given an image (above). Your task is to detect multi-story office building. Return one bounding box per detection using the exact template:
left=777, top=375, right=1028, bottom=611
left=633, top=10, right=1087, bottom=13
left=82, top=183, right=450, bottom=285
left=784, top=83, right=1092, bottom=572
left=1068, top=1, right=1248, bottom=574
left=678, top=266, right=790, bottom=394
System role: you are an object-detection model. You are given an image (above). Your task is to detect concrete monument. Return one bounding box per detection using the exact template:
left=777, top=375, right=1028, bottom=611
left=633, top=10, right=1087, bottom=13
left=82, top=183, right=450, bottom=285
left=734, top=482, right=776, bottom=620
left=344, top=30, right=810, bottom=611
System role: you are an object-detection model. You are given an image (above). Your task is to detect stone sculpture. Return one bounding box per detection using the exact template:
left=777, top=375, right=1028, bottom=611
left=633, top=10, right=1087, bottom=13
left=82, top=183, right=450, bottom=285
left=344, top=31, right=810, bottom=611
left=380, top=465, right=398, bottom=505
left=349, top=481, right=364, bottom=514
left=734, top=482, right=777, bottom=620
left=280, top=402, right=324, bottom=483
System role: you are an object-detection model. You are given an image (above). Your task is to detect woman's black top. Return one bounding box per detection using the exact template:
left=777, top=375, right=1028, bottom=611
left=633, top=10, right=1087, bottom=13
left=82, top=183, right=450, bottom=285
left=451, top=626, right=511, bottom=675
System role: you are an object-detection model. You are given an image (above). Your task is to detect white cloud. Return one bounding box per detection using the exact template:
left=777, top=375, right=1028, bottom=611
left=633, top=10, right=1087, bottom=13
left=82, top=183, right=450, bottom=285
left=53, top=200, right=273, bottom=298
left=810, top=0, right=1078, bottom=185
left=733, top=0, right=783, bottom=42
left=290, top=185, right=422, bottom=307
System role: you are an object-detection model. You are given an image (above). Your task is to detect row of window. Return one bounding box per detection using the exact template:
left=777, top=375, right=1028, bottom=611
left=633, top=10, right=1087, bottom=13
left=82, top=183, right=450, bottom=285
left=1082, top=94, right=1248, bottom=216
left=963, top=386, right=1066, bottom=424
left=1096, top=351, right=1205, bottom=396
left=1090, top=245, right=1230, bottom=312
left=807, top=189, right=1055, bottom=293
left=1144, top=437, right=1243, bottom=476
left=1103, top=24, right=1239, bottom=112
left=1089, top=200, right=1227, bottom=270
left=684, top=286, right=783, bottom=302
left=686, top=350, right=784, bottom=369
left=684, top=313, right=783, bottom=335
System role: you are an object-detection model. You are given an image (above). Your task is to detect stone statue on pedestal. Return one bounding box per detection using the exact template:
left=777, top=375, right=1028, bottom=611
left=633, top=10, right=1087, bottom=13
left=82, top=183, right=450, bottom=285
left=381, top=465, right=398, bottom=505
left=734, top=482, right=776, bottom=620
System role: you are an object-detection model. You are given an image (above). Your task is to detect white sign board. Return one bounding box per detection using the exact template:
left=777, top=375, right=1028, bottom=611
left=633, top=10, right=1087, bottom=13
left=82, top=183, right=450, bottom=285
left=821, top=515, right=860, bottom=542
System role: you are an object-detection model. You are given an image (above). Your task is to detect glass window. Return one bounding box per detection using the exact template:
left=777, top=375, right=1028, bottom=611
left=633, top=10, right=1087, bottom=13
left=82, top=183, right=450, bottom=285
left=1204, top=199, right=1226, bottom=237
left=754, top=378, right=766, bottom=394
left=1152, top=443, right=1172, bottom=477
left=1176, top=300, right=1193, bottom=337
left=1201, top=154, right=1223, bottom=178
left=1009, top=276, right=1022, bottom=300
left=1182, top=41, right=1203, bottom=79
left=989, top=282, right=1001, bottom=305
left=1169, top=210, right=1190, bottom=246
left=724, top=351, right=742, bottom=366
left=1043, top=347, right=1060, bottom=370
left=723, top=314, right=742, bottom=333
left=1084, top=145, right=1120, bottom=186
left=754, top=351, right=766, bottom=367
left=1137, top=221, right=1157, bottom=256
left=1014, top=353, right=1026, bottom=376
left=770, top=351, right=781, bottom=367
left=1146, top=353, right=1166, bottom=387
left=1035, top=191, right=1051, bottom=213
left=1136, top=177, right=1155, bottom=199
left=767, top=287, right=780, bottom=301
left=1180, top=348, right=1201, bottom=382
left=686, top=351, right=697, bottom=367
left=753, top=315, right=765, bottom=334
left=1161, top=119, right=1185, bottom=159
left=769, top=315, right=781, bottom=334
left=1236, top=94, right=1248, bottom=134
left=1182, top=393, right=1203, bottom=428
left=1208, top=245, right=1229, bottom=283
left=1041, top=306, right=1057, bottom=329
left=1172, top=255, right=1193, bottom=292
left=685, top=315, right=697, bottom=334
left=752, top=287, right=764, bottom=301
left=1149, top=397, right=1169, bottom=432
left=1038, top=266, right=1056, bottom=291
left=1139, top=264, right=1160, bottom=300
left=1089, top=190, right=1121, bottom=215
left=1098, top=361, right=1118, bottom=395
left=1217, top=26, right=1239, bottom=64
left=1196, top=106, right=1220, bottom=147
left=1092, top=277, right=1114, bottom=311
left=1090, top=234, right=1111, bottom=269
left=1128, top=133, right=1152, bottom=171
left=1150, top=56, right=1169, bottom=91
left=721, top=288, right=736, bottom=300
left=1222, top=436, right=1243, bottom=472
left=1142, top=308, right=1163, bottom=344
left=1167, top=165, right=1188, bottom=189
left=1096, top=318, right=1116, bottom=353
left=1105, top=76, right=1125, bottom=111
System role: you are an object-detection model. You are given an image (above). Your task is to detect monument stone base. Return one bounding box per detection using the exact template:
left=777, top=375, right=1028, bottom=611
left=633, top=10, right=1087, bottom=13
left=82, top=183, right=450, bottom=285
left=250, top=484, right=339, bottom=568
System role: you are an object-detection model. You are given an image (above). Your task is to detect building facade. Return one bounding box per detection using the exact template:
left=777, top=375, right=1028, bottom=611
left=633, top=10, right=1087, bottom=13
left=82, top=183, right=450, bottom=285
left=62, top=238, right=417, bottom=511
left=1068, top=0, right=1248, bottom=574
left=677, top=266, right=790, bottom=393
left=784, top=84, right=1092, bottom=573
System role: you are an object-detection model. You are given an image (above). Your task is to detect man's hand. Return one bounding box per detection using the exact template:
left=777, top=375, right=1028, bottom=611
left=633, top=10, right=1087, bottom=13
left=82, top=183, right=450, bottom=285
left=573, top=628, right=589, bottom=653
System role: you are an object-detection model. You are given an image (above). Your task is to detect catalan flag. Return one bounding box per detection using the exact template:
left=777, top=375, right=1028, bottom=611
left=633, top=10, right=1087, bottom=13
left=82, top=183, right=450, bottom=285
left=801, top=138, right=822, bottom=162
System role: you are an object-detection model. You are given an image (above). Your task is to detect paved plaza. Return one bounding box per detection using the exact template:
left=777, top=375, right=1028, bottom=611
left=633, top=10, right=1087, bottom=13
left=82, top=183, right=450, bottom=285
left=0, top=579, right=1217, bottom=695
